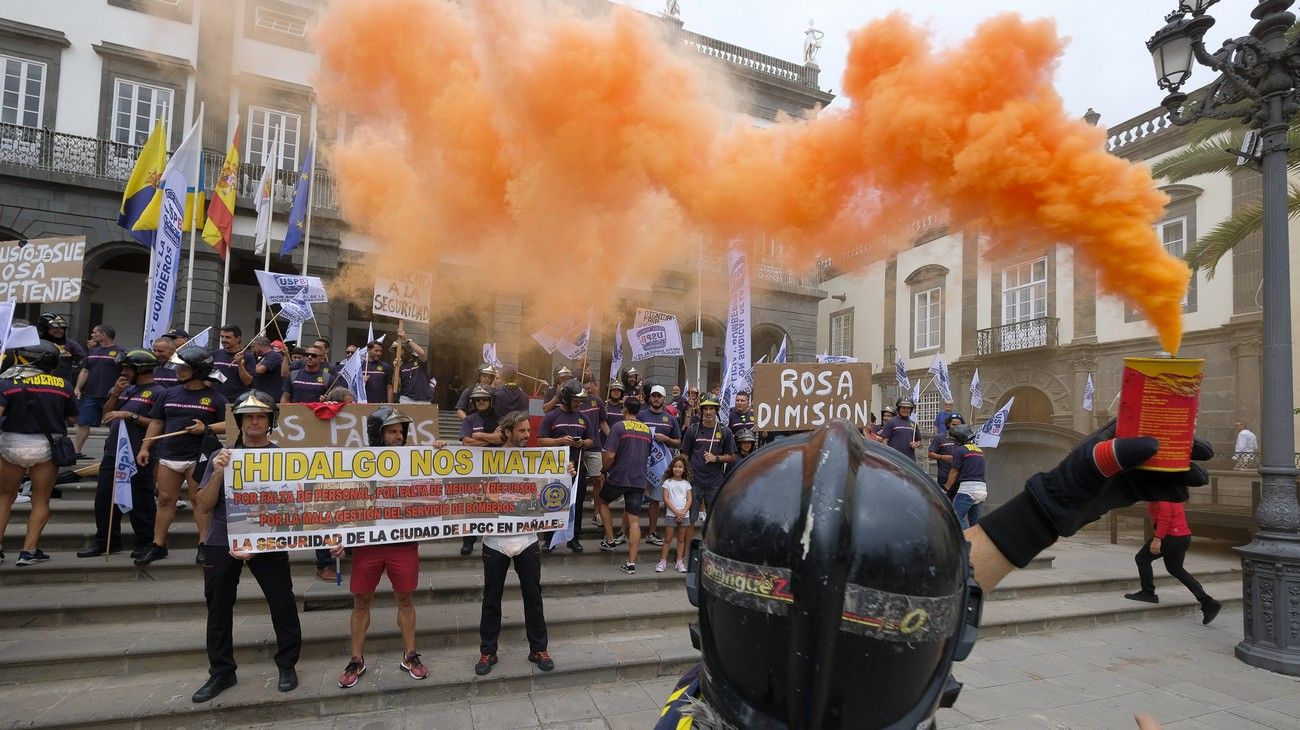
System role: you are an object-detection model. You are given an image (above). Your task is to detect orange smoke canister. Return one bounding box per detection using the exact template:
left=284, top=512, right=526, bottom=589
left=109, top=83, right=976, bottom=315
left=1115, top=357, right=1205, bottom=471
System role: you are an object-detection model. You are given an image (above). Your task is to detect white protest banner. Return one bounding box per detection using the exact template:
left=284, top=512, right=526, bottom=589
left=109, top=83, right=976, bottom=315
left=722, top=245, right=751, bottom=410
left=0, top=237, right=86, bottom=303
left=254, top=270, right=328, bottom=304
left=531, top=316, right=580, bottom=355
left=752, top=363, right=874, bottom=431
left=373, top=269, right=433, bottom=324
left=142, top=168, right=185, bottom=348
left=816, top=354, right=858, bottom=364
left=281, top=288, right=314, bottom=342
left=554, top=309, right=591, bottom=361
left=0, top=300, right=14, bottom=355
left=627, top=318, right=685, bottom=360
left=974, top=397, right=1015, bottom=448
left=633, top=308, right=677, bottom=328
left=222, top=444, right=571, bottom=553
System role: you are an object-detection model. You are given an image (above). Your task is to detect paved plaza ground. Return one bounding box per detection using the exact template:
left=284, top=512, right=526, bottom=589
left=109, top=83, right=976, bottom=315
left=266, top=598, right=1300, bottom=730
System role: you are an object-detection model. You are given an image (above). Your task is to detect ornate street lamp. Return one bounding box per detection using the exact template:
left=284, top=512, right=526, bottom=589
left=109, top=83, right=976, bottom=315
left=1145, top=0, right=1300, bottom=675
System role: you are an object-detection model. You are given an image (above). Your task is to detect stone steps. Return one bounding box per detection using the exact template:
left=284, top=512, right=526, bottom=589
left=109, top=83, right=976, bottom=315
left=0, top=630, right=699, bottom=730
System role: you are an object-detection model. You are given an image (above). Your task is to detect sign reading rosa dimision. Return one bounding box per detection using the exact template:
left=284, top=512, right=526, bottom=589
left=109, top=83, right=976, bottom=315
left=752, top=363, right=874, bottom=431
left=0, top=236, right=86, bottom=302
left=224, top=445, right=571, bottom=553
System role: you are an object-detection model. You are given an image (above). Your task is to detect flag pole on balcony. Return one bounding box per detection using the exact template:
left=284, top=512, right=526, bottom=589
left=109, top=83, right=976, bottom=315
left=256, top=125, right=282, bottom=332
left=182, top=102, right=205, bottom=333
left=300, top=118, right=317, bottom=278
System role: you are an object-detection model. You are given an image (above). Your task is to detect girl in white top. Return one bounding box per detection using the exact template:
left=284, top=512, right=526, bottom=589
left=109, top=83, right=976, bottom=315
left=657, top=455, right=693, bottom=573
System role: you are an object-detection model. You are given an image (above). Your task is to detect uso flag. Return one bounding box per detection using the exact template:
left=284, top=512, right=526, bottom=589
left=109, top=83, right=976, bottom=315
left=113, top=421, right=137, bottom=512
left=975, top=397, right=1015, bottom=448
left=627, top=318, right=685, bottom=360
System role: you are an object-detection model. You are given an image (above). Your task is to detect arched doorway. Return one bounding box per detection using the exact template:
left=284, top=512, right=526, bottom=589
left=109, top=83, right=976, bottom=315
left=983, top=423, right=1083, bottom=506
left=998, top=386, right=1054, bottom=425
left=81, top=245, right=151, bottom=346
left=752, top=323, right=788, bottom=364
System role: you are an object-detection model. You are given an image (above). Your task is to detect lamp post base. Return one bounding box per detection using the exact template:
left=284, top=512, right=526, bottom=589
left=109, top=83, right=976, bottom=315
left=1234, top=531, right=1300, bottom=676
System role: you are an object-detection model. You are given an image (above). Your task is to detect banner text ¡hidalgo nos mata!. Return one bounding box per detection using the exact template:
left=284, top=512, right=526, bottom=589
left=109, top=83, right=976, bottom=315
left=224, top=445, right=569, bottom=553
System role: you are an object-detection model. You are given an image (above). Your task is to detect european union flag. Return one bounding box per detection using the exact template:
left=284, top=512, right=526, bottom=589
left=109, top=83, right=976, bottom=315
left=279, top=143, right=315, bottom=259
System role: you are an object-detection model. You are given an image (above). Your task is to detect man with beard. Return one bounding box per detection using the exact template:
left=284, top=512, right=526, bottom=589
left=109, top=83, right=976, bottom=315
left=360, top=341, right=394, bottom=404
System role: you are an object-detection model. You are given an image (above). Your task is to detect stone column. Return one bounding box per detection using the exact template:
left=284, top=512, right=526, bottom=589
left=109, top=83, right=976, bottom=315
left=1231, top=335, right=1263, bottom=437
left=1069, top=351, right=1098, bottom=435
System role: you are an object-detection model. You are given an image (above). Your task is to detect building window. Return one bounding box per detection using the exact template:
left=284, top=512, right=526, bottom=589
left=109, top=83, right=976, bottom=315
left=254, top=6, right=307, bottom=38
left=1002, top=257, right=1048, bottom=324
left=830, top=308, right=853, bottom=357
left=915, top=390, right=942, bottom=439
left=1158, top=216, right=1196, bottom=311
left=247, top=105, right=301, bottom=170
left=913, top=286, right=942, bottom=353
left=111, top=78, right=173, bottom=146
left=1, top=54, right=45, bottom=127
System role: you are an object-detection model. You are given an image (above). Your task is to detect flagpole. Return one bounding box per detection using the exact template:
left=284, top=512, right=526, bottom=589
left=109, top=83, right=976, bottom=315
left=259, top=125, right=282, bottom=332
left=218, top=114, right=239, bottom=327
left=182, top=102, right=205, bottom=332
left=300, top=121, right=317, bottom=277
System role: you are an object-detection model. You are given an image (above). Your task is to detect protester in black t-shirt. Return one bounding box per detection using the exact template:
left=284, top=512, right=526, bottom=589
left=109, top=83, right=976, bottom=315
left=238, top=336, right=285, bottom=400
left=394, top=336, right=433, bottom=403
left=37, top=313, right=86, bottom=382
left=73, top=324, right=122, bottom=458
left=151, top=337, right=181, bottom=390
left=135, top=347, right=228, bottom=567
left=211, top=325, right=254, bottom=402
left=281, top=344, right=333, bottom=404
left=459, top=386, right=503, bottom=556
left=0, top=342, right=77, bottom=566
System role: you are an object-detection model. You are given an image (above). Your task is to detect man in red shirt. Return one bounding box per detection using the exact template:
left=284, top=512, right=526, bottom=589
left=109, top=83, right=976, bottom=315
left=1124, top=500, right=1222, bottom=624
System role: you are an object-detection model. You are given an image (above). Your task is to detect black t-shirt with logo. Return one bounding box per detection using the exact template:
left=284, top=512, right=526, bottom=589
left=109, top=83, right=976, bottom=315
left=399, top=362, right=433, bottom=401
left=147, top=385, right=228, bottom=460
left=152, top=366, right=180, bottom=390
left=283, top=366, right=334, bottom=403
left=211, top=349, right=255, bottom=401
left=250, top=349, right=284, bottom=399
left=103, top=382, right=166, bottom=456
left=0, top=372, right=77, bottom=436
left=82, top=345, right=123, bottom=398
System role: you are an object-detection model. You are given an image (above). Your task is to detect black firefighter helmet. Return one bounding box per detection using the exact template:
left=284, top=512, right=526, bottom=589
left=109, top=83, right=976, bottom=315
left=115, top=348, right=159, bottom=374
left=367, top=406, right=413, bottom=446
left=170, top=345, right=217, bottom=382
left=6, top=340, right=60, bottom=373
left=690, top=420, right=981, bottom=728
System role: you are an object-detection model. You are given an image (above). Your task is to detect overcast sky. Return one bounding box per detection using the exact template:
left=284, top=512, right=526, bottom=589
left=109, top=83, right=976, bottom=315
left=617, top=0, right=1256, bottom=128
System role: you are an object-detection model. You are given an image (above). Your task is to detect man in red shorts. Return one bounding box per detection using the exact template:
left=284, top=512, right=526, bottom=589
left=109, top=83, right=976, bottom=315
left=333, top=406, right=433, bottom=688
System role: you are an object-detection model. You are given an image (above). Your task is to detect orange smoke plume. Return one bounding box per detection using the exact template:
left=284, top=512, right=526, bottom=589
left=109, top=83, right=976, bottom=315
left=313, top=1, right=1188, bottom=352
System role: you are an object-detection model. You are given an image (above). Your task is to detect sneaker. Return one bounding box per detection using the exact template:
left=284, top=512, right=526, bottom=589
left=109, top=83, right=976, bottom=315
left=1202, top=598, right=1222, bottom=625
left=697, top=510, right=707, bottom=524
left=655, top=559, right=667, bottom=573
left=676, top=559, right=687, bottom=573
left=134, top=543, right=168, bottom=566
left=594, top=512, right=604, bottom=527
left=401, top=651, right=428, bottom=680
left=175, top=499, right=192, bottom=511
left=338, top=657, right=366, bottom=688
left=195, top=543, right=206, bottom=565
left=474, top=653, right=498, bottom=676
left=13, top=493, right=30, bottom=505
left=15, top=549, right=50, bottom=566
left=130, top=545, right=149, bottom=560
left=1124, top=590, right=1159, bottom=604
left=315, top=566, right=338, bottom=583
left=528, top=650, right=555, bottom=671
left=620, top=562, right=636, bottom=574
left=646, top=533, right=664, bottom=546
left=599, top=539, right=617, bottom=552
left=614, top=531, right=628, bottom=546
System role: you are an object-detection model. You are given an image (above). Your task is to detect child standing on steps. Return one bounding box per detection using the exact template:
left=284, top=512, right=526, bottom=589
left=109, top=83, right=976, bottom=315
left=657, top=455, right=693, bottom=573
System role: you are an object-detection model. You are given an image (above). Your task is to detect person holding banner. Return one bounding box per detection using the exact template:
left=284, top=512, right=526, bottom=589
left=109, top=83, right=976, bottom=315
left=879, top=398, right=922, bottom=460
left=475, top=409, right=556, bottom=676
left=637, top=385, right=681, bottom=549
left=211, top=325, right=254, bottom=402
left=725, top=391, right=757, bottom=438
left=456, top=364, right=497, bottom=420
left=135, top=346, right=228, bottom=567
left=458, top=385, right=504, bottom=556
left=333, top=406, right=432, bottom=689
left=0, top=342, right=77, bottom=566
left=361, top=340, right=394, bottom=404
left=540, top=366, right=573, bottom=414
left=191, top=390, right=301, bottom=703
left=78, top=349, right=162, bottom=559
left=680, top=396, right=736, bottom=543
left=394, top=336, right=433, bottom=404
left=238, top=336, right=285, bottom=400
left=73, top=324, right=122, bottom=459
left=538, top=380, right=595, bottom=553
left=928, top=414, right=965, bottom=499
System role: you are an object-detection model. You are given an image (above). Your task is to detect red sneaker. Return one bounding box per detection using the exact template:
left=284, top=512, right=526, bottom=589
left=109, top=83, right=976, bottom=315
left=401, top=651, right=428, bottom=680
left=337, top=656, right=365, bottom=688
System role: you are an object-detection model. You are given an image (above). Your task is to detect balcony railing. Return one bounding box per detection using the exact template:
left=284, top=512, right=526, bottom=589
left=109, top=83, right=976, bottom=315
left=681, top=30, right=819, bottom=89
left=0, top=122, right=338, bottom=211
left=976, top=317, right=1058, bottom=356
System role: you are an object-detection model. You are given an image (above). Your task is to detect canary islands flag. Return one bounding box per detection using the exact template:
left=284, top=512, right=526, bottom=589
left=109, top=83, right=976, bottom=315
left=117, top=119, right=167, bottom=246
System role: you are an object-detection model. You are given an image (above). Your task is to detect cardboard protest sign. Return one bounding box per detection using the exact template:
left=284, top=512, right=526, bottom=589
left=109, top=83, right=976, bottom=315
left=222, top=444, right=571, bottom=553
left=224, top=404, right=441, bottom=448
left=0, top=237, right=86, bottom=303
left=633, top=307, right=676, bottom=328
left=373, top=269, right=433, bottom=324
left=752, top=363, right=874, bottom=431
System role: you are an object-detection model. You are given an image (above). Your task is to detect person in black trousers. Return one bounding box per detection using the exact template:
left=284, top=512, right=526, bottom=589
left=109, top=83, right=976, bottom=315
left=475, top=410, right=555, bottom=676
left=1124, top=500, right=1222, bottom=625
left=78, top=350, right=161, bottom=559
left=191, top=390, right=301, bottom=703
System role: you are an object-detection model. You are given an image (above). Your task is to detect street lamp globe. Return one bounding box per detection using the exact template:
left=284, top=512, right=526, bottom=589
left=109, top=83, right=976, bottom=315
left=1180, top=0, right=1221, bottom=16
left=1145, top=14, right=1213, bottom=92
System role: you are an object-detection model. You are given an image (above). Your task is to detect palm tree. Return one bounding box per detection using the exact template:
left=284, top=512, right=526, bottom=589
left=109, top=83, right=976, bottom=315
left=1149, top=27, right=1300, bottom=279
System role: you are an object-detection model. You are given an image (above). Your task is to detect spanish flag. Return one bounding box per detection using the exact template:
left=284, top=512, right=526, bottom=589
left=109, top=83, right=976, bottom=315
left=201, top=127, right=240, bottom=260
left=116, top=119, right=167, bottom=247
